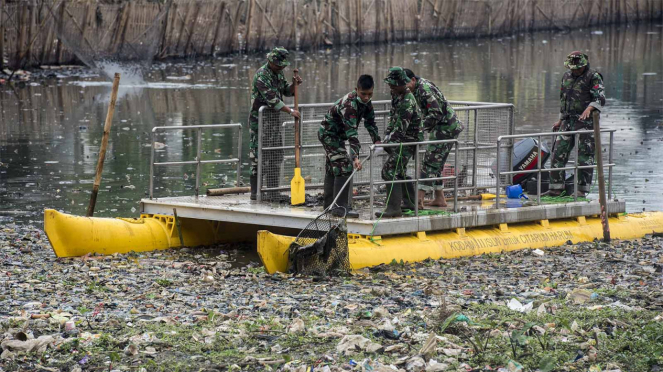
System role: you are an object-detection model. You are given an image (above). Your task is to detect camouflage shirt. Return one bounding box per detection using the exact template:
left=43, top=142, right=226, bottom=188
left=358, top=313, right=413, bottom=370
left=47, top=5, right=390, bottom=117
left=319, top=90, right=381, bottom=158
left=385, top=89, right=422, bottom=144
left=559, top=67, right=606, bottom=118
left=250, top=63, right=294, bottom=113
left=412, top=77, right=458, bottom=131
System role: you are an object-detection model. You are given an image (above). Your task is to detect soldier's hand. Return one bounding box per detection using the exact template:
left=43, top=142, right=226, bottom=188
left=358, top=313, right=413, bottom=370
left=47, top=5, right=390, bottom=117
left=353, top=157, right=362, bottom=171
left=290, top=109, right=301, bottom=119
left=293, top=74, right=303, bottom=86
left=579, top=106, right=594, bottom=121
left=552, top=120, right=562, bottom=131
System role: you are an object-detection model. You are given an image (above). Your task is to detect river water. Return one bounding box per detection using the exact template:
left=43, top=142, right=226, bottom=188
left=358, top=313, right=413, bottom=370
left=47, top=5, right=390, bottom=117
left=1, top=24, right=662, bottom=225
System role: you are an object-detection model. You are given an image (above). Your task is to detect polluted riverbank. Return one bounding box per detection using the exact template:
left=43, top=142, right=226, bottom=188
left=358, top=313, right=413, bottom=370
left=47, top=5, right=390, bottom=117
left=1, top=223, right=662, bottom=371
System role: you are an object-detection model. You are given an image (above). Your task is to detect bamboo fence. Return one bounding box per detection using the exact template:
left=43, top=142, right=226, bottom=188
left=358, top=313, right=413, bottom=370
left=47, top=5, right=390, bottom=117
left=0, top=0, right=662, bottom=69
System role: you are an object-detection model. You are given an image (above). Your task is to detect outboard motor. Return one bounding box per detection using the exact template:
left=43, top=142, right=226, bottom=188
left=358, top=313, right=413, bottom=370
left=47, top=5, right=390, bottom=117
left=491, top=138, right=551, bottom=186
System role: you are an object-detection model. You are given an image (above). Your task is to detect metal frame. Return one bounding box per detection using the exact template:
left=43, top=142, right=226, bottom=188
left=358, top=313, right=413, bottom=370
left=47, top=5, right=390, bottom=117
left=256, top=100, right=515, bottom=202
left=495, top=128, right=616, bottom=208
left=149, top=123, right=243, bottom=199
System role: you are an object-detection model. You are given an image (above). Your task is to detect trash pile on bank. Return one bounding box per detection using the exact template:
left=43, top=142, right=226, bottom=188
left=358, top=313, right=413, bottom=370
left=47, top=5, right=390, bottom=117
left=1, top=223, right=662, bottom=371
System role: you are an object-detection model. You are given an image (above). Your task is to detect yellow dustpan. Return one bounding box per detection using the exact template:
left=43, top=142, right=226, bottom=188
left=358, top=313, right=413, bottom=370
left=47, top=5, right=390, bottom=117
left=290, top=69, right=305, bottom=205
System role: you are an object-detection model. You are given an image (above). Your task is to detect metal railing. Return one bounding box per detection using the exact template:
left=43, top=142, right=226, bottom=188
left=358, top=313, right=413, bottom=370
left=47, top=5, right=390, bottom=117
left=368, top=139, right=460, bottom=217
left=257, top=100, right=515, bottom=202
left=149, top=123, right=243, bottom=199
left=495, top=128, right=616, bottom=208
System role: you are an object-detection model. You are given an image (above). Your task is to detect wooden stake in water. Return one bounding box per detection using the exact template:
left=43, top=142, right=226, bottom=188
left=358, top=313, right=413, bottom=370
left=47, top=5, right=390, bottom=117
left=87, top=73, right=121, bottom=217
left=593, top=110, right=610, bottom=242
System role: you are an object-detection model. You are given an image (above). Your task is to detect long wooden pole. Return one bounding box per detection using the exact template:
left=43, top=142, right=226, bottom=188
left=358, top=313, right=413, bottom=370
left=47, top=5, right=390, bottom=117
left=592, top=110, right=610, bottom=242
left=87, top=73, right=121, bottom=217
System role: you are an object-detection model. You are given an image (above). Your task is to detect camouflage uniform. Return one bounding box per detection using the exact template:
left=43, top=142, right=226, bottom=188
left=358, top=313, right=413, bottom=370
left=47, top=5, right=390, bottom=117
left=248, top=47, right=294, bottom=179
left=550, top=52, right=606, bottom=193
left=382, top=68, right=423, bottom=181
left=412, top=77, right=464, bottom=191
left=318, top=90, right=381, bottom=177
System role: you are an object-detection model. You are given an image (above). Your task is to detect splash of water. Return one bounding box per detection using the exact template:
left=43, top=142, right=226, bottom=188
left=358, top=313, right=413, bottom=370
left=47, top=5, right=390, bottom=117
left=97, top=61, right=146, bottom=84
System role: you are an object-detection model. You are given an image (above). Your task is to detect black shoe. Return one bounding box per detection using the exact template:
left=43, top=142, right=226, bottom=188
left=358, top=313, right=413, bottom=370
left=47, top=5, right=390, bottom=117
left=376, top=183, right=403, bottom=218
left=401, top=178, right=416, bottom=211
left=331, top=176, right=358, bottom=218
left=250, top=175, right=257, bottom=201
left=323, top=174, right=334, bottom=209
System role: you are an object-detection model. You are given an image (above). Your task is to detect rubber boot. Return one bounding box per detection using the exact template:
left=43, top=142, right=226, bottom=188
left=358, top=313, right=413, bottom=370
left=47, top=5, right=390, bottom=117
left=401, top=178, right=416, bottom=211
left=250, top=175, right=257, bottom=201
left=376, top=183, right=403, bottom=218
left=331, top=176, right=359, bottom=218
left=323, top=174, right=334, bottom=209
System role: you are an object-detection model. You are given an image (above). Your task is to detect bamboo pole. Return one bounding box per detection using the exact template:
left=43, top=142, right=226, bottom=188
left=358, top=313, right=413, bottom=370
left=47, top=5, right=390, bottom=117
left=356, top=0, right=361, bottom=44
left=210, top=2, right=226, bottom=55
left=0, top=0, right=4, bottom=70
left=245, top=0, right=255, bottom=51
left=87, top=73, right=121, bottom=218
left=592, top=111, right=610, bottom=242
left=183, top=1, right=201, bottom=55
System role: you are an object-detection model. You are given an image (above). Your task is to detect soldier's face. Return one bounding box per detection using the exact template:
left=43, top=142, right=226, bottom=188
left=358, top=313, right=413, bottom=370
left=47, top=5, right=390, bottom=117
left=356, top=87, right=373, bottom=103
left=389, top=84, right=406, bottom=95
left=406, top=78, right=416, bottom=92
left=571, top=66, right=586, bottom=76
left=268, top=61, right=285, bottom=73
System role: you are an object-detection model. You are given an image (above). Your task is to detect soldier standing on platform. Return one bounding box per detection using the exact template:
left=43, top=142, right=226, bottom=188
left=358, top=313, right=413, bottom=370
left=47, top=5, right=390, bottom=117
left=404, top=69, right=464, bottom=209
left=376, top=67, right=423, bottom=218
left=318, top=75, right=381, bottom=218
left=548, top=51, right=606, bottom=197
left=248, top=47, right=303, bottom=200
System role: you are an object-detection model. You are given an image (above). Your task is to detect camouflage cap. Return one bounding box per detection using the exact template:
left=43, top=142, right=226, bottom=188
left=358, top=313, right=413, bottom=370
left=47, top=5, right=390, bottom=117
left=267, top=47, right=290, bottom=67
left=564, top=51, right=588, bottom=70
left=384, top=67, right=409, bottom=86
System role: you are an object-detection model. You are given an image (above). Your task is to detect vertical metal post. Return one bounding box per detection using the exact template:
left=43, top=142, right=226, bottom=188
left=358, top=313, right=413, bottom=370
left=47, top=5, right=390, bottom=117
left=507, top=107, right=515, bottom=185
left=236, top=125, right=242, bottom=187
left=257, top=107, right=264, bottom=202
left=414, top=143, right=419, bottom=217
left=573, top=133, right=579, bottom=202
left=149, top=130, right=155, bottom=199
left=537, top=135, right=542, bottom=205
left=472, top=109, right=478, bottom=194
left=496, top=138, right=501, bottom=209
left=608, top=131, right=613, bottom=200
left=453, top=141, right=458, bottom=213
left=369, top=147, right=374, bottom=217
left=195, top=129, right=202, bottom=198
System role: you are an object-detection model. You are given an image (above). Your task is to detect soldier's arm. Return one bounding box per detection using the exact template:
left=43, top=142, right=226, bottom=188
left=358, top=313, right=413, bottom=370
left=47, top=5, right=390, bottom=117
left=386, top=102, right=412, bottom=144
left=588, top=73, right=606, bottom=110
left=363, top=103, right=381, bottom=144
left=341, top=101, right=361, bottom=159
left=256, top=77, right=287, bottom=111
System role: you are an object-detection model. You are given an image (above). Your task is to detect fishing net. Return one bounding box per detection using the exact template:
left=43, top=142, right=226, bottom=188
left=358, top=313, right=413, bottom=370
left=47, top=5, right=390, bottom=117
left=287, top=207, right=351, bottom=276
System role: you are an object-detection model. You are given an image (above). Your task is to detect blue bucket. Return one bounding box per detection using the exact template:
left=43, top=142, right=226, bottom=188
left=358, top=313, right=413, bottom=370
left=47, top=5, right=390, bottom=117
left=506, top=184, right=523, bottom=199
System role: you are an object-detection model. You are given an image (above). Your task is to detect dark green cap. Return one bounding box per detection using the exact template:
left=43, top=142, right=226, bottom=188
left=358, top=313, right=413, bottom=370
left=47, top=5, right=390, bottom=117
left=267, top=47, right=290, bottom=67
left=384, top=66, right=409, bottom=86
left=564, top=51, right=588, bottom=70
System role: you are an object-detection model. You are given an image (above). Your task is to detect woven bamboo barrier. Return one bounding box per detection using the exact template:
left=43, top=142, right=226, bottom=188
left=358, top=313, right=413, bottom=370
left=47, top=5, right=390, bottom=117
left=1, top=0, right=662, bottom=69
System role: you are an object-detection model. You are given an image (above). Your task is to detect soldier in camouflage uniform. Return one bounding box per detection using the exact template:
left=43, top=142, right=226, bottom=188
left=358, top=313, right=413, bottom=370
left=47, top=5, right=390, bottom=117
left=248, top=47, right=303, bottom=200
left=376, top=67, right=423, bottom=218
left=319, top=75, right=381, bottom=218
left=548, top=51, right=606, bottom=197
left=404, top=69, right=464, bottom=209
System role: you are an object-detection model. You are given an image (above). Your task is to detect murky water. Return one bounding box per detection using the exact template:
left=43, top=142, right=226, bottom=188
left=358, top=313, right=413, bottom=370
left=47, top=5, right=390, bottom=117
left=1, top=24, right=662, bottom=225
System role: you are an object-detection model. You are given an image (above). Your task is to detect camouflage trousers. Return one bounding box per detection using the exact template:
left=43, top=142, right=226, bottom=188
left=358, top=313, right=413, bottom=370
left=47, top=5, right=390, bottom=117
left=381, top=142, right=416, bottom=182
left=418, top=120, right=464, bottom=191
left=319, top=134, right=353, bottom=177
left=249, top=109, right=284, bottom=189
left=550, top=117, right=595, bottom=193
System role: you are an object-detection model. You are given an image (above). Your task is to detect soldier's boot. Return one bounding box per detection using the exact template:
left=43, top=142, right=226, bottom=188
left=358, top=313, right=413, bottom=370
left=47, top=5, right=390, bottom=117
left=265, top=167, right=287, bottom=202
left=427, top=190, right=448, bottom=208
left=331, top=176, right=359, bottom=219
left=250, top=175, right=257, bottom=201
left=376, top=183, right=403, bottom=218
left=323, top=174, right=334, bottom=209
left=401, top=178, right=416, bottom=211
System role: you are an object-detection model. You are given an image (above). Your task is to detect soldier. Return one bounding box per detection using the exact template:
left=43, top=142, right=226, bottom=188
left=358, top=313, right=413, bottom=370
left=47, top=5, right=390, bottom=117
left=248, top=47, right=303, bottom=200
left=376, top=67, right=423, bottom=218
left=318, top=75, right=381, bottom=218
left=404, top=69, right=464, bottom=209
left=548, top=51, right=605, bottom=197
